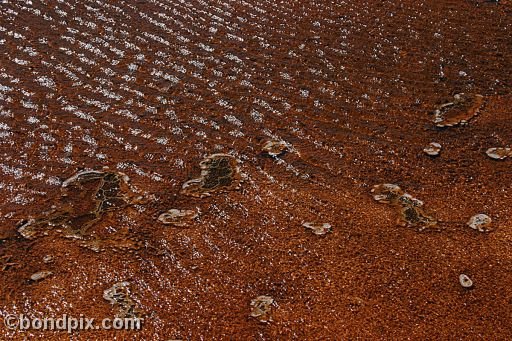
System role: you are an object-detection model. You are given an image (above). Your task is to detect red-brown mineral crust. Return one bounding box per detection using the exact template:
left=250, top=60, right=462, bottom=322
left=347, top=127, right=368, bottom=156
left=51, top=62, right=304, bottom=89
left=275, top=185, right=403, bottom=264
left=0, top=0, right=511, bottom=339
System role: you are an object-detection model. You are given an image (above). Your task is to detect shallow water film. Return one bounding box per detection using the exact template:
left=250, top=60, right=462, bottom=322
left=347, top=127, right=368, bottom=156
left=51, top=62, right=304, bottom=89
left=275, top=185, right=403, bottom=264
left=0, top=0, right=511, bottom=339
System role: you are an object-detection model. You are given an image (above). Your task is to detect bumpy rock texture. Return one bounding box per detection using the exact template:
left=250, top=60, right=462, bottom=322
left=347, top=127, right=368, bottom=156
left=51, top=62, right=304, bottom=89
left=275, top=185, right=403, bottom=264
left=371, top=184, right=437, bottom=230
left=0, top=0, right=511, bottom=339
left=181, top=154, right=241, bottom=198
left=432, top=93, right=485, bottom=127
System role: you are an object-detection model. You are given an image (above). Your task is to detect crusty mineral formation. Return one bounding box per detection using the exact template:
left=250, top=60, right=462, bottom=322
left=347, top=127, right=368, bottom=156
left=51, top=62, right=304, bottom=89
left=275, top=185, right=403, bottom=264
left=181, top=154, right=241, bottom=198
left=372, top=184, right=437, bottom=230
left=433, top=93, right=485, bottom=127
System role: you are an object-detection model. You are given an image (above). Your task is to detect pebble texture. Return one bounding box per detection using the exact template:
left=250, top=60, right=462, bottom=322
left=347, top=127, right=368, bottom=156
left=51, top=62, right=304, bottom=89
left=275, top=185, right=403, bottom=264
left=0, top=0, right=511, bottom=339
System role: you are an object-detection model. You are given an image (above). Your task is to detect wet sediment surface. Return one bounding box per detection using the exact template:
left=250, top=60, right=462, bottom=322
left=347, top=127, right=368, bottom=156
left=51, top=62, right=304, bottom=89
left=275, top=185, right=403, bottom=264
left=0, top=0, right=511, bottom=339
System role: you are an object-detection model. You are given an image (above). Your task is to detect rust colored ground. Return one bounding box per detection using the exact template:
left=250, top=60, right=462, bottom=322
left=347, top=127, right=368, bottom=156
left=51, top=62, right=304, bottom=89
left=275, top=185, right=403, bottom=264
left=0, top=0, right=511, bottom=339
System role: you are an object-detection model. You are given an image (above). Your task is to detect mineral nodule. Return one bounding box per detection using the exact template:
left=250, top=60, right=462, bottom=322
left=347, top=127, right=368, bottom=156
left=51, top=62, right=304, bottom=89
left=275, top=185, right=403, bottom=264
left=181, top=154, right=241, bottom=198
left=433, top=93, right=484, bottom=127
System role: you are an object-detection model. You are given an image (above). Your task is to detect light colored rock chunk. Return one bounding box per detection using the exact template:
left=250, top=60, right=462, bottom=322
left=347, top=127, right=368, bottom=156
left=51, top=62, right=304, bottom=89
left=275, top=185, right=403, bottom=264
left=459, top=274, right=473, bottom=288
left=486, top=147, right=511, bottom=160
left=262, top=140, right=288, bottom=156
left=302, top=222, right=332, bottom=235
left=30, top=270, right=53, bottom=281
left=158, top=209, right=198, bottom=227
left=423, top=142, right=442, bottom=156
left=250, top=295, right=275, bottom=323
left=467, top=214, right=492, bottom=232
